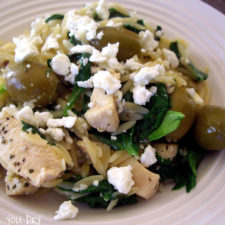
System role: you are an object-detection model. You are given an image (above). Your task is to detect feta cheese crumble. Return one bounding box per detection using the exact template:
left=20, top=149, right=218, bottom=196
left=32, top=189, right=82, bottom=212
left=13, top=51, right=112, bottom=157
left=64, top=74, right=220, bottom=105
left=39, top=127, right=65, bottom=142
left=186, top=88, right=204, bottom=106
left=139, top=30, right=158, bottom=54
left=51, top=54, right=71, bottom=76
left=13, top=35, right=41, bottom=63
left=64, top=63, right=79, bottom=84
left=47, top=116, right=77, bottom=129
left=133, top=85, right=157, bottom=106
left=107, top=165, right=134, bottom=194
left=96, top=0, right=109, bottom=20
left=73, top=183, right=88, bottom=192
left=54, top=201, right=79, bottom=220
left=162, top=48, right=179, bottom=68
left=140, top=145, right=157, bottom=167
left=41, top=35, right=59, bottom=52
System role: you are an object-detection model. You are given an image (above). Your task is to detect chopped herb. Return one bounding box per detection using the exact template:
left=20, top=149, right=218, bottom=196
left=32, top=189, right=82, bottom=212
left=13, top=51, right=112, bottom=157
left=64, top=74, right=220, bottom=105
left=150, top=137, right=204, bottom=193
left=45, top=14, right=64, bottom=23
left=137, top=19, right=145, bottom=26
left=169, top=41, right=208, bottom=81
left=0, top=84, right=6, bottom=95
left=21, top=121, right=55, bottom=146
left=57, top=179, right=137, bottom=208
left=69, top=34, right=82, bottom=46
left=47, top=59, right=52, bottom=68
left=154, top=25, right=163, bottom=41
left=123, top=24, right=145, bottom=34
left=137, top=83, right=169, bottom=140
left=148, top=110, right=185, bottom=141
left=109, top=7, right=129, bottom=18
left=93, top=12, right=102, bottom=21
left=123, top=90, right=133, bottom=102
left=63, top=54, right=91, bottom=115
left=93, top=128, right=139, bottom=156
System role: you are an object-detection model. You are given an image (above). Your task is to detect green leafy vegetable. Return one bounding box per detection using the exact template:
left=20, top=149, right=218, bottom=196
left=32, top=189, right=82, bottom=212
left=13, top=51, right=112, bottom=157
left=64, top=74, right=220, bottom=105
left=93, top=128, right=139, bottom=156
left=47, top=59, right=52, bottom=68
left=137, top=19, right=145, bottom=26
left=154, top=25, right=163, bottom=41
left=63, top=54, right=91, bottom=115
left=150, top=139, right=204, bottom=192
left=21, top=121, right=55, bottom=146
left=169, top=41, right=208, bottom=81
left=45, top=14, right=64, bottom=23
left=93, top=12, right=102, bottom=21
left=148, top=110, right=185, bottom=141
left=137, top=83, right=169, bottom=140
left=69, top=35, right=82, bottom=46
left=123, top=24, right=145, bottom=34
left=57, top=179, right=137, bottom=208
left=123, top=90, right=133, bottom=102
left=0, top=84, right=6, bottom=95
left=109, top=8, right=129, bottom=18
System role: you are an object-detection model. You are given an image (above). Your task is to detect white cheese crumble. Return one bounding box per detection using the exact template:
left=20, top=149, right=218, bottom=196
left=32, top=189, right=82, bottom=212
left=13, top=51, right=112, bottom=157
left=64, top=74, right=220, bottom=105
left=139, top=30, right=158, bottom=54
left=102, top=42, right=119, bottom=58
left=111, top=135, right=117, bottom=140
left=41, top=35, right=59, bottom=52
left=124, top=57, right=143, bottom=71
left=96, top=31, right=104, bottom=39
left=107, top=165, right=134, bottom=194
left=39, top=127, right=65, bottom=142
left=140, top=145, right=157, bottom=167
left=47, top=116, right=77, bottom=129
left=70, top=44, right=95, bottom=54
left=92, top=71, right=121, bottom=94
left=186, top=88, right=204, bottom=106
left=66, top=12, right=99, bottom=41
left=73, top=183, right=88, bottom=192
left=106, top=20, right=123, bottom=27
left=133, top=86, right=157, bottom=106
left=96, top=0, right=109, bottom=20
left=131, top=64, right=165, bottom=86
left=64, top=63, right=79, bottom=84
left=13, top=35, right=41, bottom=63
left=51, top=54, right=71, bottom=76
left=93, top=180, right=99, bottom=187
left=77, top=77, right=94, bottom=88
left=54, top=201, right=79, bottom=220
left=162, top=48, right=179, bottom=68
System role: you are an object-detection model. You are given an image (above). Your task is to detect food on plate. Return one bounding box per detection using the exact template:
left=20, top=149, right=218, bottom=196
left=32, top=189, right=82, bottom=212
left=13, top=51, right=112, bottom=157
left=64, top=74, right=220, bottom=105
left=0, top=0, right=224, bottom=221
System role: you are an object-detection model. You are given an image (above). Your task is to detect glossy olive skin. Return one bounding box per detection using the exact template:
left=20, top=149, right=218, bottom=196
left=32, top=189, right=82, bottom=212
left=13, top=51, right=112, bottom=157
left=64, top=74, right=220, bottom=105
left=166, top=87, right=196, bottom=141
left=90, top=27, right=141, bottom=61
left=5, top=62, right=58, bottom=106
left=194, top=105, right=225, bottom=150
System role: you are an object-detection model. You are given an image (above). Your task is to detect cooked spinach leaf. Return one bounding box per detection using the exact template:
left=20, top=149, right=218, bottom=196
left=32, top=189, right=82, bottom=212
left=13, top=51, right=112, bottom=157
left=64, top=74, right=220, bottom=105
left=45, top=14, right=64, bottom=23
left=93, top=128, right=139, bottom=156
left=47, top=59, right=52, bottom=68
left=69, top=35, right=82, bottom=46
left=93, top=12, right=102, bottom=21
left=0, top=84, right=6, bottom=95
left=109, top=8, right=129, bottom=18
left=63, top=54, right=91, bottom=115
left=137, top=83, right=169, bottom=140
left=57, top=179, right=137, bottom=208
left=21, top=121, right=55, bottom=146
left=137, top=19, right=145, bottom=26
left=169, top=41, right=208, bottom=81
left=154, top=25, right=163, bottom=41
left=123, top=24, right=145, bottom=34
left=150, top=139, right=204, bottom=192
left=148, top=110, right=185, bottom=141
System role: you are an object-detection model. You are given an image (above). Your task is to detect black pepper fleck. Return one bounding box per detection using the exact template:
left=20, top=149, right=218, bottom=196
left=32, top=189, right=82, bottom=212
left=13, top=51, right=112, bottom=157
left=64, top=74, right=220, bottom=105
left=12, top=184, right=16, bottom=189
left=29, top=169, right=34, bottom=173
left=22, top=158, right=26, bottom=162
left=6, top=117, right=9, bottom=120
left=14, top=162, right=20, bottom=167
left=9, top=154, right=15, bottom=159
left=7, top=185, right=10, bottom=190
left=24, top=183, right=29, bottom=187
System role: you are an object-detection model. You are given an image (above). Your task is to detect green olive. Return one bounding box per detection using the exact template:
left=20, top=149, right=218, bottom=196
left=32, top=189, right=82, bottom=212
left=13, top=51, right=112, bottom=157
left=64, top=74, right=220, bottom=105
left=5, top=62, right=58, bottom=106
left=90, top=27, right=142, bottom=61
left=194, top=105, right=225, bottom=150
left=166, top=87, right=197, bottom=141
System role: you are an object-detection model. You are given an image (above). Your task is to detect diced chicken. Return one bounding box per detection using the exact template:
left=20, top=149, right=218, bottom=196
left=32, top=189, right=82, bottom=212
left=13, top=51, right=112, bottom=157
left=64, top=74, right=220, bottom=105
left=0, top=111, right=66, bottom=187
left=120, top=157, right=159, bottom=199
left=5, top=171, right=38, bottom=196
left=85, top=88, right=119, bottom=132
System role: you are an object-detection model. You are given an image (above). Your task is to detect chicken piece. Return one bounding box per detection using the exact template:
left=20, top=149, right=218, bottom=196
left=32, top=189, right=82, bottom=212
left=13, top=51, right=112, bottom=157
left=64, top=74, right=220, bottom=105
left=0, top=111, right=66, bottom=187
left=120, top=157, right=159, bottom=199
left=85, top=88, right=119, bottom=132
left=5, top=171, right=38, bottom=196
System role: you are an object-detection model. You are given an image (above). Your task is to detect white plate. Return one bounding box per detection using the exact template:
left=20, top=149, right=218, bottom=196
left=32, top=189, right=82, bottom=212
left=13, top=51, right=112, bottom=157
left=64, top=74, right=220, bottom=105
left=0, top=0, right=225, bottom=224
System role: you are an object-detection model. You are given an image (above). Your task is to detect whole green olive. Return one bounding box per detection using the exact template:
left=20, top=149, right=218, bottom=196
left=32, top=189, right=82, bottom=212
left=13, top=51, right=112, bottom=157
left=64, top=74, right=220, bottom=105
left=166, top=87, right=197, bottom=141
left=5, top=62, right=58, bottom=106
left=194, top=105, right=225, bottom=150
left=90, top=27, right=142, bottom=61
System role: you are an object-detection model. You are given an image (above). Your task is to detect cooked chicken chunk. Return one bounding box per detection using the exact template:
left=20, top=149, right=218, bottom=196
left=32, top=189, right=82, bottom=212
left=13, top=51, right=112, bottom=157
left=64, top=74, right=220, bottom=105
left=85, top=88, right=119, bottom=132
left=5, top=171, right=38, bottom=195
left=120, top=157, right=160, bottom=199
left=0, top=111, right=66, bottom=187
